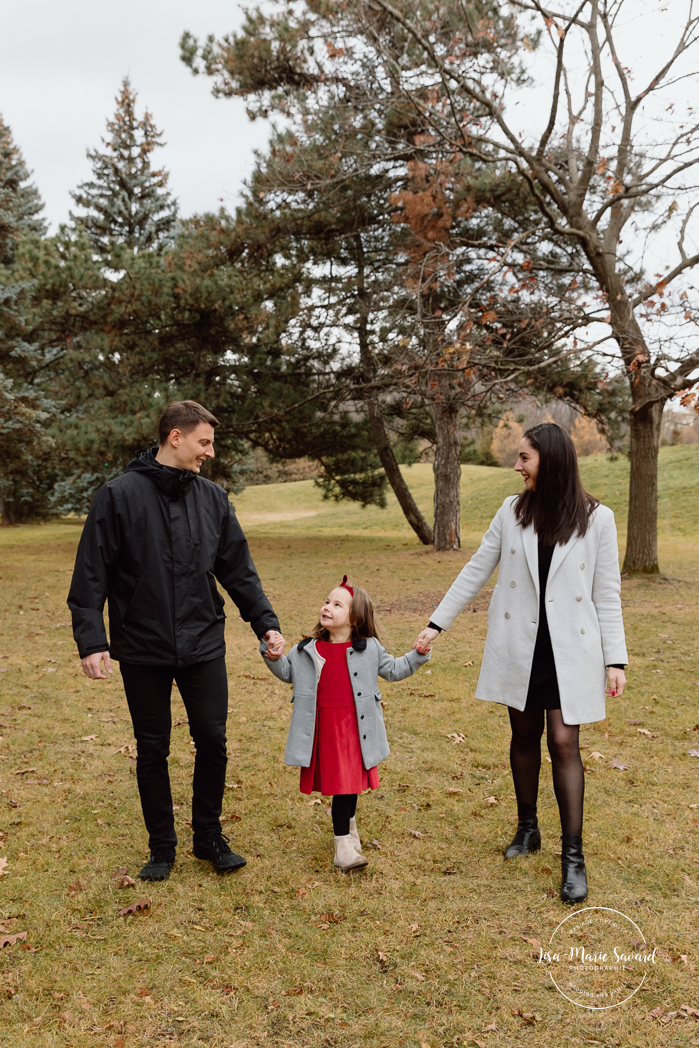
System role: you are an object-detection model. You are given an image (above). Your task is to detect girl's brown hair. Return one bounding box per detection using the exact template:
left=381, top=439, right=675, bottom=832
left=306, top=582, right=387, bottom=645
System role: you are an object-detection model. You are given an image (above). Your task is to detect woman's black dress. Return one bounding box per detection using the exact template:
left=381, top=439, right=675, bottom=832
left=524, top=540, right=561, bottom=710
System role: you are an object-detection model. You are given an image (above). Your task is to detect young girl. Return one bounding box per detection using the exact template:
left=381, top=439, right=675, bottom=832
left=261, top=576, right=432, bottom=870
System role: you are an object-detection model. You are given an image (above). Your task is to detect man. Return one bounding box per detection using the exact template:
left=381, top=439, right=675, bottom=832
left=68, top=400, right=284, bottom=880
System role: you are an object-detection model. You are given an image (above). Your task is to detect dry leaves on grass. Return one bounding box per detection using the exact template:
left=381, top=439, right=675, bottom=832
left=0, top=931, right=27, bottom=948
left=118, top=898, right=151, bottom=917
left=609, top=759, right=630, bottom=770
left=484, top=796, right=498, bottom=806
left=637, top=728, right=658, bottom=738
left=588, top=751, right=605, bottom=760
left=117, top=875, right=136, bottom=889
left=0, top=858, right=8, bottom=876
left=80, top=735, right=98, bottom=742
left=688, top=750, right=699, bottom=758
left=409, top=829, right=424, bottom=838
left=446, top=732, right=466, bottom=744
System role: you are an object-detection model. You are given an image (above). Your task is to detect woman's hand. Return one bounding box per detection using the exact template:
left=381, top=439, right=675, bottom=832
left=414, top=626, right=440, bottom=654
left=606, top=667, right=626, bottom=698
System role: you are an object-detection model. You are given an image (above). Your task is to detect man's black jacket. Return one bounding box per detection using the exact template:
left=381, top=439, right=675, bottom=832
left=67, top=449, right=280, bottom=665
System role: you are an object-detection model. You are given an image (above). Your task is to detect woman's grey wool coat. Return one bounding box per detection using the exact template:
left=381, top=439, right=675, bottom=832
left=430, top=496, right=628, bottom=725
left=260, top=637, right=431, bottom=769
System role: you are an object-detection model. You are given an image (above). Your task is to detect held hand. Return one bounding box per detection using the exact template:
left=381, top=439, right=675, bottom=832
left=263, top=630, right=285, bottom=661
left=606, top=667, right=626, bottom=698
left=81, top=652, right=112, bottom=680
left=414, top=626, right=439, bottom=655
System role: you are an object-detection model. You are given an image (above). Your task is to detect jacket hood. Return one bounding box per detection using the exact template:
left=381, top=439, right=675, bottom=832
left=125, top=447, right=198, bottom=500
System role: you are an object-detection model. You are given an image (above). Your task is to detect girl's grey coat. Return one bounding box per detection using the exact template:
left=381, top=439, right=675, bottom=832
left=261, top=637, right=431, bottom=768
left=430, top=496, right=627, bottom=725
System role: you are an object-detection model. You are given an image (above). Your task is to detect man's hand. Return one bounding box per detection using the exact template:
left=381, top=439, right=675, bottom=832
left=606, top=667, right=626, bottom=698
left=414, top=626, right=440, bottom=654
left=81, top=651, right=113, bottom=680
left=263, top=630, right=286, bottom=661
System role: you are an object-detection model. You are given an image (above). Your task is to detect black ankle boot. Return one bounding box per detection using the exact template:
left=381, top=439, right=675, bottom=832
left=560, top=833, right=588, bottom=904
left=139, top=847, right=176, bottom=881
left=504, top=806, right=541, bottom=860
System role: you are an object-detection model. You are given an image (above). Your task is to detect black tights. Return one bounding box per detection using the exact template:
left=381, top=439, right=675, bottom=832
left=508, top=708, right=584, bottom=836
left=331, top=794, right=357, bottom=836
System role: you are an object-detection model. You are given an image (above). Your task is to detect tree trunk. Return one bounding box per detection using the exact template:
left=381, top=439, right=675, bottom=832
left=622, top=378, right=665, bottom=574
left=431, top=395, right=461, bottom=551
left=0, top=496, right=15, bottom=526
left=364, top=398, right=434, bottom=544
left=353, top=233, right=433, bottom=545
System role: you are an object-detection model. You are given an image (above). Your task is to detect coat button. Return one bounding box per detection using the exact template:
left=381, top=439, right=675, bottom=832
left=580, top=627, right=586, bottom=634
left=511, top=547, right=516, bottom=554
left=349, top=650, right=353, bottom=654
left=363, top=735, right=366, bottom=740
left=357, top=692, right=361, bottom=696
left=353, top=672, right=357, bottom=677
left=576, top=595, right=582, bottom=602
left=510, top=581, right=516, bottom=588
left=360, top=714, right=364, bottom=719
left=580, top=563, right=585, bottom=570
left=505, top=612, right=510, bottom=619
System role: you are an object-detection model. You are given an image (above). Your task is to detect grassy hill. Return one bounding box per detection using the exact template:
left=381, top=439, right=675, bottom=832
left=0, top=445, right=696, bottom=1047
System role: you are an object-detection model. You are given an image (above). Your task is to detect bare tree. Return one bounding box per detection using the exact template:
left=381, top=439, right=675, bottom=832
left=366, top=0, right=699, bottom=573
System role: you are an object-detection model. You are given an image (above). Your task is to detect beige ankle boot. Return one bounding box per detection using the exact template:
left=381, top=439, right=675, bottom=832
left=349, top=816, right=363, bottom=854
left=334, top=834, right=369, bottom=871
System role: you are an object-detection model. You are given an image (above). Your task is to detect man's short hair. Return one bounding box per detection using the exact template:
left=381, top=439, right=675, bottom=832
left=158, top=401, right=219, bottom=446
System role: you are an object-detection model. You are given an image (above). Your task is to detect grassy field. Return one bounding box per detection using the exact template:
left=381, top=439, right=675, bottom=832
left=0, top=446, right=697, bottom=1048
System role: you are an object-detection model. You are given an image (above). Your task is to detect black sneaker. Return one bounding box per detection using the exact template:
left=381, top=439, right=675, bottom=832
left=139, top=848, right=176, bottom=881
left=193, top=832, right=246, bottom=873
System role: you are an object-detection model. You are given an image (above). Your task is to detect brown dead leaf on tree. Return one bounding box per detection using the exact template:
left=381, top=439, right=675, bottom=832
left=118, top=898, right=151, bottom=917
left=0, top=931, right=27, bottom=948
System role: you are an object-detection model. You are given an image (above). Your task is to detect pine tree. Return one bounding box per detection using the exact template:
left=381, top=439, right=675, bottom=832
left=0, top=116, right=46, bottom=263
left=70, top=77, right=178, bottom=255
left=0, top=117, right=54, bottom=524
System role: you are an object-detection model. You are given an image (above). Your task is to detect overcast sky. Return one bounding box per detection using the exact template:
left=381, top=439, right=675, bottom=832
left=1, top=0, right=269, bottom=231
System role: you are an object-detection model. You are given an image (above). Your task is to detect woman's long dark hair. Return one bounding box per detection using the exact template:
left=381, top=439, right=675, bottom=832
left=514, top=422, right=599, bottom=545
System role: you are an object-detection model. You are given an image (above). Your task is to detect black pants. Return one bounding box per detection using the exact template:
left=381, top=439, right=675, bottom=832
left=119, top=657, right=228, bottom=850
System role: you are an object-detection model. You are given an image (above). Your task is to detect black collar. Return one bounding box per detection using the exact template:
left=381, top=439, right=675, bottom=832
left=298, top=635, right=368, bottom=652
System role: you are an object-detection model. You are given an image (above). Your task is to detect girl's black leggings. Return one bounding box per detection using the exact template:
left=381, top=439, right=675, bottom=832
left=331, top=794, right=357, bottom=836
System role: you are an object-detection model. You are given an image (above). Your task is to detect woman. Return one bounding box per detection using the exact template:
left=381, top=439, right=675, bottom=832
left=415, top=423, right=627, bottom=903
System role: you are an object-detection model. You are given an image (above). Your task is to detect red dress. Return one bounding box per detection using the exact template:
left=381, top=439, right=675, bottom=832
left=299, top=639, right=380, bottom=795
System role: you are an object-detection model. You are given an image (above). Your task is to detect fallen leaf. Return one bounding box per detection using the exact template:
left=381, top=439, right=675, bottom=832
left=409, top=829, right=424, bottom=838
left=484, top=796, right=498, bottom=806
left=0, top=858, right=8, bottom=876
left=447, top=732, right=466, bottom=744
left=117, top=875, right=137, bottom=889
left=227, top=812, right=242, bottom=821
left=271, top=887, right=282, bottom=893
left=14, top=767, right=37, bottom=775
left=118, top=898, right=151, bottom=917
left=522, top=934, right=542, bottom=947
left=371, top=839, right=381, bottom=850
left=688, top=750, right=699, bottom=758
left=637, top=728, right=654, bottom=737
left=648, top=1006, right=665, bottom=1019
left=80, top=735, right=98, bottom=742
left=0, top=931, right=27, bottom=948
left=627, top=719, right=643, bottom=725
left=609, top=759, right=629, bottom=770
left=540, top=865, right=552, bottom=874
left=377, top=950, right=388, bottom=963
left=408, top=923, right=419, bottom=932
left=67, top=881, right=86, bottom=896
left=463, top=660, right=474, bottom=667
left=483, top=1022, right=498, bottom=1032
left=310, top=799, right=322, bottom=806
left=111, top=865, right=128, bottom=881
left=296, top=887, right=309, bottom=899
left=446, top=788, right=463, bottom=794
left=681, top=1005, right=699, bottom=1017
left=588, top=751, right=605, bottom=760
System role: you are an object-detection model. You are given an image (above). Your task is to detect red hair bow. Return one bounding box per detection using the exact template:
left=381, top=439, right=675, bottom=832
left=339, top=574, right=354, bottom=598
